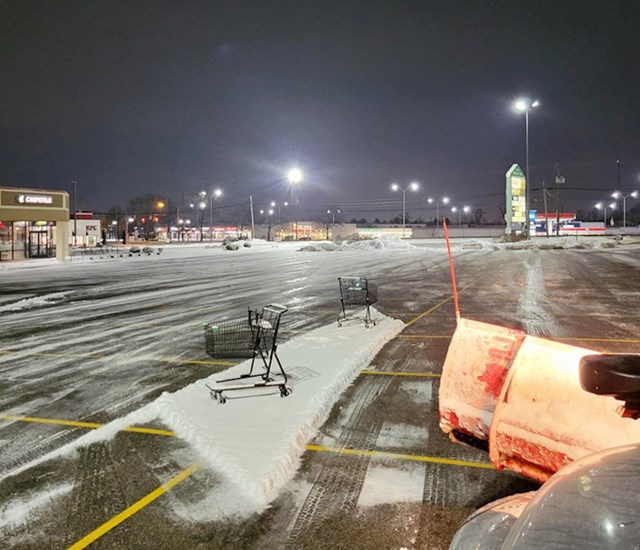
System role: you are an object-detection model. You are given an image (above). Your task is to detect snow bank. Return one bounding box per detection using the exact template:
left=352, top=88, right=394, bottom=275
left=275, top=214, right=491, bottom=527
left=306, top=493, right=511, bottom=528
left=298, top=235, right=419, bottom=252
left=150, top=307, right=404, bottom=507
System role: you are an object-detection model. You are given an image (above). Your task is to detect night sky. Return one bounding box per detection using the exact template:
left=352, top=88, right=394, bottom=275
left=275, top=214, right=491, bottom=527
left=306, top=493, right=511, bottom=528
left=1, top=0, right=639, bottom=222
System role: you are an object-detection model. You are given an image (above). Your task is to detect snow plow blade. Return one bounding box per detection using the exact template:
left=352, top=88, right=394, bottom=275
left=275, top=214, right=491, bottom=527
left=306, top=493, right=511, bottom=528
left=440, top=319, right=640, bottom=484
left=439, top=318, right=526, bottom=447
left=488, top=337, right=640, bottom=482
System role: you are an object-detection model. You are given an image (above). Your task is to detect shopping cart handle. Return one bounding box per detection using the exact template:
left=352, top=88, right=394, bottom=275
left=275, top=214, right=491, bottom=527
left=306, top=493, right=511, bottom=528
left=265, top=303, right=288, bottom=314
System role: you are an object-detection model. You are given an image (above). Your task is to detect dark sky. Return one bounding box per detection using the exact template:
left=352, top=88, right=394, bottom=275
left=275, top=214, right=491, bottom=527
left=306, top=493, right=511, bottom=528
left=1, top=0, right=639, bottom=221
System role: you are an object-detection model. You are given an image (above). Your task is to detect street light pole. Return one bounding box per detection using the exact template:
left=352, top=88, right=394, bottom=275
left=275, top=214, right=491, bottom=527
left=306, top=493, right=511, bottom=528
left=428, top=196, right=450, bottom=232
left=596, top=201, right=617, bottom=227
left=288, top=168, right=303, bottom=240
left=514, top=97, right=540, bottom=239
left=391, top=181, right=419, bottom=238
left=612, top=191, right=638, bottom=228
left=209, top=188, right=222, bottom=241
left=326, top=209, right=340, bottom=239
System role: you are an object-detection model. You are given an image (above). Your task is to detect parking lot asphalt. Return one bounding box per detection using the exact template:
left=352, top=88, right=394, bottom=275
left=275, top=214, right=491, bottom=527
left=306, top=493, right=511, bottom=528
left=2, top=238, right=640, bottom=549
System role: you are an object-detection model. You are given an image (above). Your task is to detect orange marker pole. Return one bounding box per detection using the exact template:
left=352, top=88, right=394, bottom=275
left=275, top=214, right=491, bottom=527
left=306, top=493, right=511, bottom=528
left=442, top=218, right=460, bottom=320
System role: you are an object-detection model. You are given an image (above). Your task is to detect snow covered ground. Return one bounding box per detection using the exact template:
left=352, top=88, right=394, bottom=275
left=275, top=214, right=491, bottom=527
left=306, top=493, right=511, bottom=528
left=1, top=234, right=639, bottom=548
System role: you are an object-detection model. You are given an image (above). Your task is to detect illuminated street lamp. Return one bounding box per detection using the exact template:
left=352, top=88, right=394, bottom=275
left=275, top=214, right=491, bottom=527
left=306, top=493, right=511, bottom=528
left=514, top=97, right=540, bottom=238
left=288, top=168, right=303, bottom=240
left=270, top=200, right=285, bottom=223
left=210, top=188, right=223, bottom=240
left=326, top=209, right=341, bottom=239
left=156, top=200, right=171, bottom=242
left=595, top=202, right=616, bottom=226
left=391, top=181, right=419, bottom=237
left=451, top=205, right=470, bottom=229
left=611, top=191, right=638, bottom=228
left=428, top=196, right=450, bottom=231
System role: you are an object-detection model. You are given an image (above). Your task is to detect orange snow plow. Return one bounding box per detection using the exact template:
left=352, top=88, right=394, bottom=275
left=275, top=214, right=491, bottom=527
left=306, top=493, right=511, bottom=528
left=438, top=221, right=640, bottom=483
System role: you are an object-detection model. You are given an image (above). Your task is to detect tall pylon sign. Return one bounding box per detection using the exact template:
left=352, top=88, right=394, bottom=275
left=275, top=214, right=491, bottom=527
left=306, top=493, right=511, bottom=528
left=505, top=163, right=526, bottom=234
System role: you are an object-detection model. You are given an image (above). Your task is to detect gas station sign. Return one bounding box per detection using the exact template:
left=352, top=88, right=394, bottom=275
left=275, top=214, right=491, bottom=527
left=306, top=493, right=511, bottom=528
left=505, top=164, right=526, bottom=233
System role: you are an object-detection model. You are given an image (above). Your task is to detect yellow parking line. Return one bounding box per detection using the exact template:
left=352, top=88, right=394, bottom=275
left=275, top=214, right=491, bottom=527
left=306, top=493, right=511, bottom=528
left=0, top=414, right=175, bottom=437
left=306, top=444, right=493, bottom=469
left=361, top=370, right=440, bottom=378
left=404, top=283, right=474, bottom=328
left=176, top=358, right=236, bottom=366
left=65, top=441, right=489, bottom=548
left=68, top=460, right=203, bottom=550
left=404, top=296, right=455, bottom=328
left=3, top=414, right=483, bottom=469
left=553, top=337, right=640, bottom=344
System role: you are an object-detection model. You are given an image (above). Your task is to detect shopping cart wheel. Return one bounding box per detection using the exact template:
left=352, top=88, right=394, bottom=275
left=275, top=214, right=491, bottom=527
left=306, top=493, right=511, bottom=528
left=279, top=386, right=292, bottom=398
left=209, top=389, right=226, bottom=404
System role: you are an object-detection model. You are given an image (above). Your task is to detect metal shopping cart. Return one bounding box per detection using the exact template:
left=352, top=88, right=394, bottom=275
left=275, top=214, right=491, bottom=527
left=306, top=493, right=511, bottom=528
left=204, top=308, right=260, bottom=359
left=204, top=304, right=290, bottom=404
left=337, top=276, right=378, bottom=328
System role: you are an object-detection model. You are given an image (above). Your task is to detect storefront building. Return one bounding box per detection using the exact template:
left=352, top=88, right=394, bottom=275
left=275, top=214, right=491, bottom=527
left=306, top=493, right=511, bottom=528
left=0, top=186, right=70, bottom=261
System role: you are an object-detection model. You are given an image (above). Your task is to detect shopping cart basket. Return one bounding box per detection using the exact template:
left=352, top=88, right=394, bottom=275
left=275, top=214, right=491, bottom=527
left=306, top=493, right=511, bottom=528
left=337, top=276, right=378, bottom=328
left=204, top=308, right=260, bottom=359
left=205, top=304, right=291, bottom=404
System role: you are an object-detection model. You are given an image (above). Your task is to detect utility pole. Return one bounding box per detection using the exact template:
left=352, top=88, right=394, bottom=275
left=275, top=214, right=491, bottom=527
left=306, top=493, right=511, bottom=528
left=554, top=164, right=565, bottom=236
left=249, top=195, right=255, bottom=239
left=542, top=181, right=549, bottom=237
left=166, top=196, right=171, bottom=243
left=71, top=180, right=77, bottom=247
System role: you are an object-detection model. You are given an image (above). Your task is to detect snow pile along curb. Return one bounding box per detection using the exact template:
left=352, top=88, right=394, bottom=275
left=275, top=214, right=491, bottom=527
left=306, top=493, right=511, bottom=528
left=151, top=306, right=404, bottom=507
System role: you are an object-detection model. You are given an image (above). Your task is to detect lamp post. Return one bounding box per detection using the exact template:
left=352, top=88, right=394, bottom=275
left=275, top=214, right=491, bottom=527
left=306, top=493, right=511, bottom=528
left=611, top=191, right=638, bottom=228
left=209, top=188, right=222, bottom=240
left=326, top=209, right=341, bottom=239
left=428, top=196, right=450, bottom=231
left=451, top=205, right=470, bottom=229
left=288, top=168, right=303, bottom=240
left=595, top=202, right=616, bottom=226
left=514, top=97, right=540, bottom=238
left=391, top=181, right=419, bottom=238
left=198, top=199, right=207, bottom=241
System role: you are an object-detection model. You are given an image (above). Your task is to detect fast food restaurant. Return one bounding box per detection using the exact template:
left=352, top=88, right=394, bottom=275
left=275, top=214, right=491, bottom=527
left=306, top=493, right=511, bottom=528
left=0, top=186, right=70, bottom=261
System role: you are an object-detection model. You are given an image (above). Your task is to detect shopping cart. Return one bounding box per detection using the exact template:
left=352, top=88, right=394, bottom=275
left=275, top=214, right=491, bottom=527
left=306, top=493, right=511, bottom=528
left=337, top=276, right=378, bottom=328
left=204, top=309, right=260, bottom=359
left=204, top=304, right=291, bottom=404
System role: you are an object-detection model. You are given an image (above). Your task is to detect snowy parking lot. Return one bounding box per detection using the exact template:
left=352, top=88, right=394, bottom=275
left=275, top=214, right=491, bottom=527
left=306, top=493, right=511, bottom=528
left=2, top=236, right=640, bottom=549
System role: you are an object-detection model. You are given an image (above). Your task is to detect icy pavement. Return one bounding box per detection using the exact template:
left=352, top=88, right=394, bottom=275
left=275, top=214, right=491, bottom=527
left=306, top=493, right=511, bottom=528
left=5, top=307, right=404, bottom=510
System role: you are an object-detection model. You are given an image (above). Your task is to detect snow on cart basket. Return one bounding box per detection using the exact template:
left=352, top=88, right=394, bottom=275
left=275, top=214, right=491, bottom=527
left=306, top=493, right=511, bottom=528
left=204, top=304, right=290, bottom=404
left=337, top=276, right=378, bottom=328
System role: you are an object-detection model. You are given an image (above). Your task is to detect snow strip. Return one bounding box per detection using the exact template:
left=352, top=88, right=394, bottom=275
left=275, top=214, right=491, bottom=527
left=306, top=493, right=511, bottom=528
left=3, top=308, right=404, bottom=509
left=151, top=307, right=404, bottom=507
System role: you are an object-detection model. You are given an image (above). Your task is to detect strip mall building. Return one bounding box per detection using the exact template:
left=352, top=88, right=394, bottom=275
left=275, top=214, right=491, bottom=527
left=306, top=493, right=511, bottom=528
left=0, top=186, right=70, bottom=261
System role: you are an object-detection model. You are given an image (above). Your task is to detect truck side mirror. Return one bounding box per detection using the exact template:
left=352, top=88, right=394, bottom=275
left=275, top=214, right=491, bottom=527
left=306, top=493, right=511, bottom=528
left=580, top=354, right=640, bottom=419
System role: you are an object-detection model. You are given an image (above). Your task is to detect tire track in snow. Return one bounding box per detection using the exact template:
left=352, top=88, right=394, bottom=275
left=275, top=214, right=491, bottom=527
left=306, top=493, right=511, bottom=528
left=286, top=375, right=395, bottom=547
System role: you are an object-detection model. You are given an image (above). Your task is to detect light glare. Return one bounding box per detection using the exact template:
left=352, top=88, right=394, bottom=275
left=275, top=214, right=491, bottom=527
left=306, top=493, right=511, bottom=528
left=288, top=168, right=303, bottom=183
